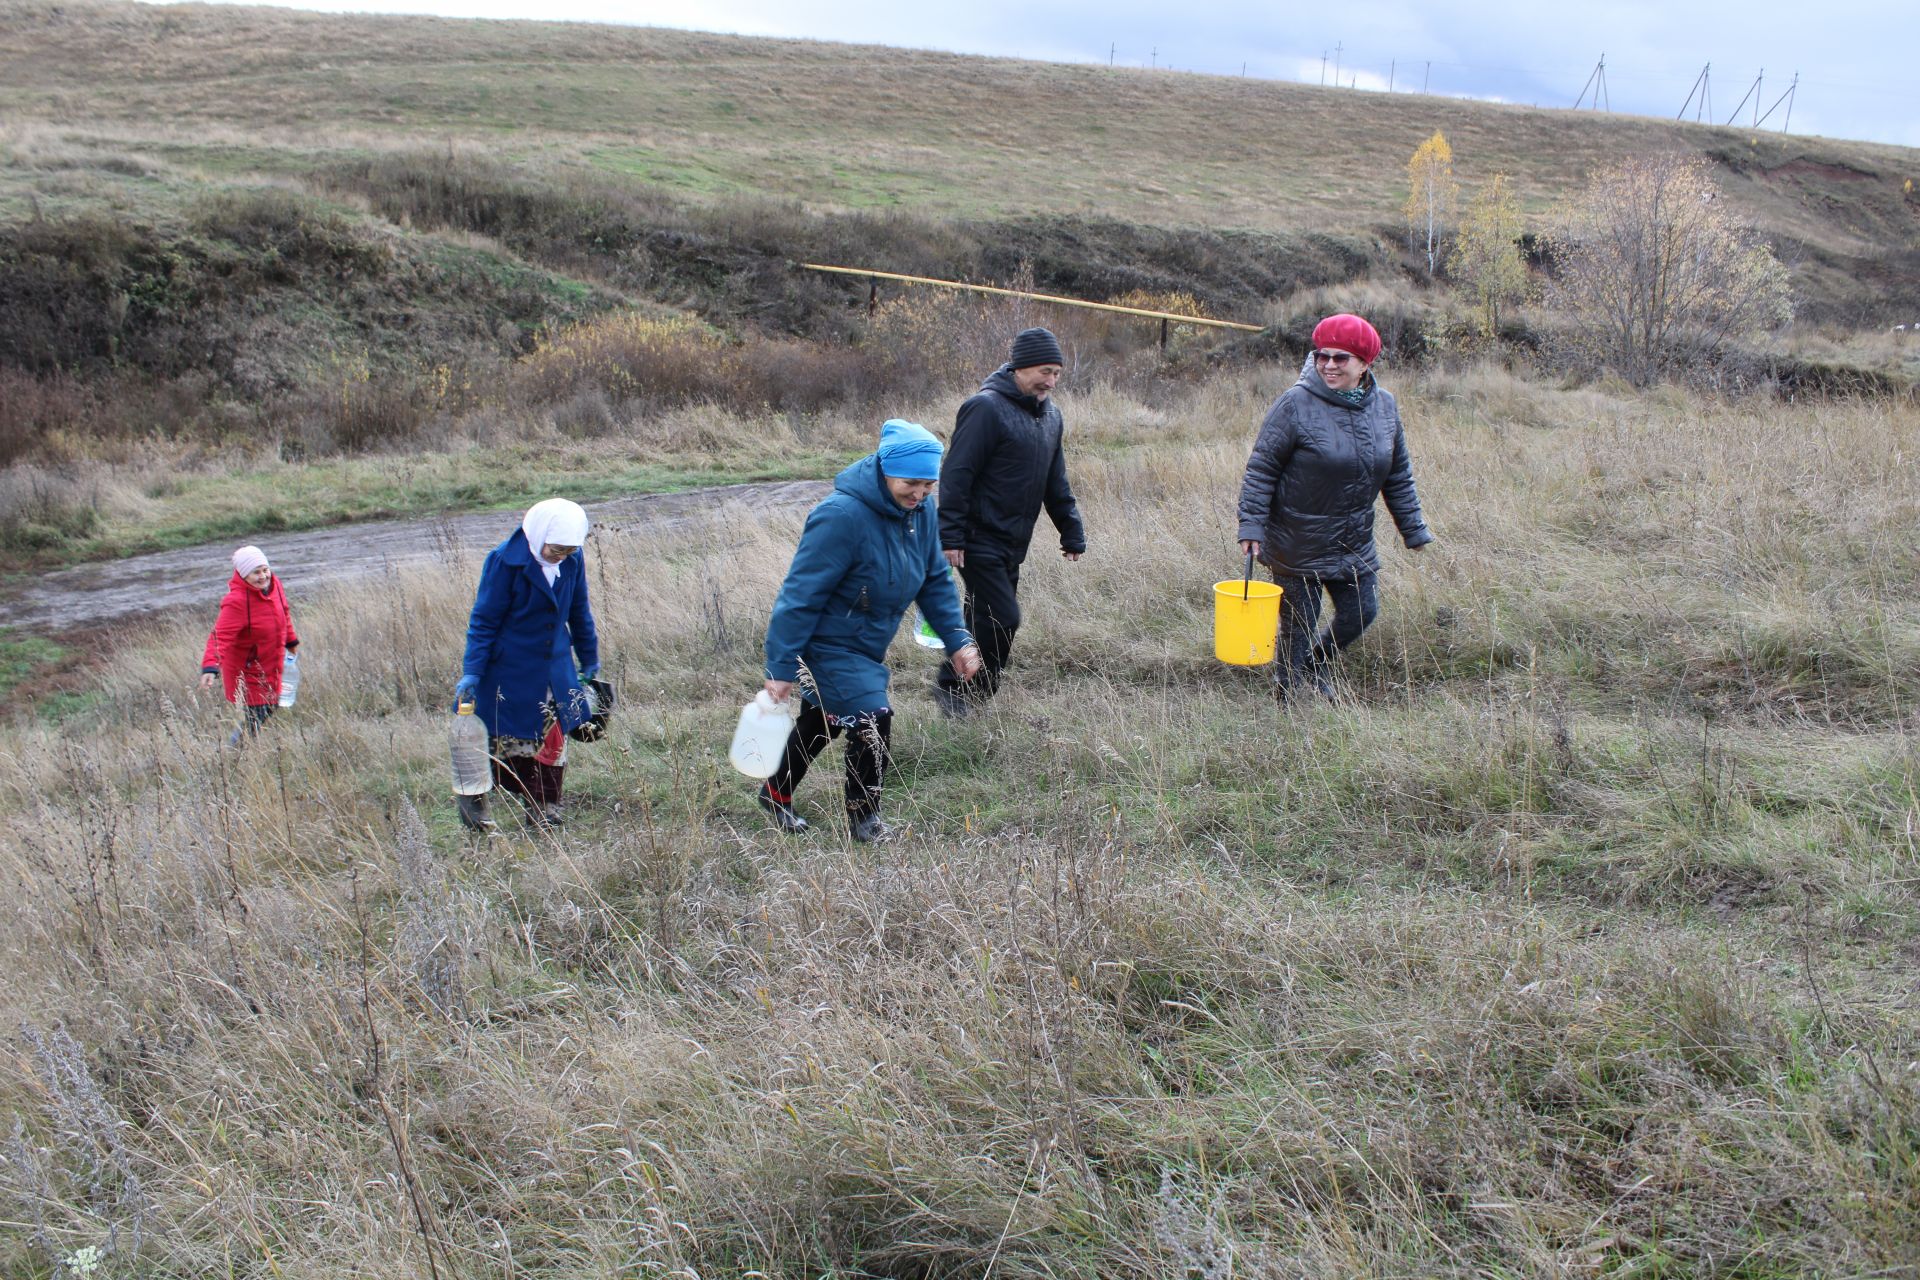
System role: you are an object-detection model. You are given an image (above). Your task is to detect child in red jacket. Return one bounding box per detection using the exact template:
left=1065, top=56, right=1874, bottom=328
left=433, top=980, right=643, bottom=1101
left=200, top=545, right=300, bottom=745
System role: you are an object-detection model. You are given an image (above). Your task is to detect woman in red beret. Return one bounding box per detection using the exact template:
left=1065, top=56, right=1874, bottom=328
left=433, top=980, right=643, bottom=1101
left=1235, top=313, right=1433, bottom=698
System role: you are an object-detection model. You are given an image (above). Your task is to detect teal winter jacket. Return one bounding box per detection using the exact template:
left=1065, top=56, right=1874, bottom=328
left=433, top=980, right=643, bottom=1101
left=765, top=454, right=972, bottom=715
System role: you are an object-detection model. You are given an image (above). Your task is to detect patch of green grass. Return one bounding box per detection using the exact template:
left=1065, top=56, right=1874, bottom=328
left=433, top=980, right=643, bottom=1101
left=56, top=444, right=857, bottom=566
left=0, top=630, right=65, bottom=702
left=32, top=688, right=105, bottom=725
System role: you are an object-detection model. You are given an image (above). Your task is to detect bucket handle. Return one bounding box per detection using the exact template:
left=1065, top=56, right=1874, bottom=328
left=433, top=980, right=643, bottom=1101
left=1242, top=549, right=1255, bottom=601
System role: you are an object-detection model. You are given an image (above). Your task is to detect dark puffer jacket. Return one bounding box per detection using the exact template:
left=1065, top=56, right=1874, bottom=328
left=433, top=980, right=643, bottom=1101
left=938, top=366, right=1087, bottom=565
left=1236, top=367, right=1433, bottom=578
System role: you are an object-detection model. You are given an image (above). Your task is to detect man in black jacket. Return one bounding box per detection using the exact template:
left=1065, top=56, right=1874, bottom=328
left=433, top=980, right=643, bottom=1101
left=934, top=327, right=1087, bottom=714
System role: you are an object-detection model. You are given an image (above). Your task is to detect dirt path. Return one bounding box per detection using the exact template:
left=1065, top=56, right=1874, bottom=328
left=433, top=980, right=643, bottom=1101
left=0, top=480, right=830, bottom=636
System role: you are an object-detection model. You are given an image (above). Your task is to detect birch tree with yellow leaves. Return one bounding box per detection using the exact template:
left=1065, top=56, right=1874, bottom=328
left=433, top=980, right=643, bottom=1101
left=1404, top=131, right=1458, bottom=277
left=1448, top=174, right=1529, bottom=339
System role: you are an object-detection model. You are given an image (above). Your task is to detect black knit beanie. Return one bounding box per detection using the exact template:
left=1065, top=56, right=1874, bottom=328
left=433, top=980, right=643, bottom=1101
left=1008, top=327, right=1065, bottom=370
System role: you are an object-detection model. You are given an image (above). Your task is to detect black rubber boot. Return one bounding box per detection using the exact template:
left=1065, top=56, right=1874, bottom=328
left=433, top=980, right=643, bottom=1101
left=758, top=783, right=810, bottom=834
left=849, top=812, right=892, bottom=844
left=457, top=793, right=497, bottom=833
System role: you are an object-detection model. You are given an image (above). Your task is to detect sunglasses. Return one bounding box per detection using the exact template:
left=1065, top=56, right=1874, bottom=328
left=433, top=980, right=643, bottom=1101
left=1311, top=350, right=1357, bottom=367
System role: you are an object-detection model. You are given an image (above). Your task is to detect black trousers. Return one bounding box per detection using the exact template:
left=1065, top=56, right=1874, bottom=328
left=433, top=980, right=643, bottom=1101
left=936, top=555, right=1021, bottom=699
left=765, top=702, right=893, bottom=821
left=1273, top=569, right=1379, bottom=688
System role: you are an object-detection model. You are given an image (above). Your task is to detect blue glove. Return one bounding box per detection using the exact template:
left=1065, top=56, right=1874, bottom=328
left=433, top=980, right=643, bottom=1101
left=580, top=664, right=600, bottom=681
left=454, top=675, right=478, bottom=708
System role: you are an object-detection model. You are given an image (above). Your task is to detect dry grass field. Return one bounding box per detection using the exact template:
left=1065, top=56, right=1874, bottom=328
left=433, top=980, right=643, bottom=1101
left=3, top=5, right=1920, bottom=1273
left=2, top=364, right=1916, bottom=1277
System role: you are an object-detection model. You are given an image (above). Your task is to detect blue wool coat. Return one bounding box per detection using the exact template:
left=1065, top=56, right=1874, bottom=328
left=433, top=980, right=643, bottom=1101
left=461, top=529, right=600, bottom=739
left=765, top=454, right=972, bottom=716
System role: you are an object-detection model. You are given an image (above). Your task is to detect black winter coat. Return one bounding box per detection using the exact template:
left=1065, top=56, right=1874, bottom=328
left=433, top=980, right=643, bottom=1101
left=1236, top=368, right=1433, bottom=578
left=938, top=366, right=1087, bottom=565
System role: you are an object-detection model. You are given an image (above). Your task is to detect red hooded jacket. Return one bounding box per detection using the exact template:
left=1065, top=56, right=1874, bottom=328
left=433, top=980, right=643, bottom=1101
left=201, top=572, right=299, bottom=706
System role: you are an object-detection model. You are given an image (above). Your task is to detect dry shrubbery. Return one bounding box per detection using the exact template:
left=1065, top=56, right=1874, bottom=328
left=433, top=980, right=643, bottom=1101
left=1, top=364, right=1915, bottom=1275
left=1544, top=153, right=1793, bottom=387
left=514, top=312, right=892, bottom=426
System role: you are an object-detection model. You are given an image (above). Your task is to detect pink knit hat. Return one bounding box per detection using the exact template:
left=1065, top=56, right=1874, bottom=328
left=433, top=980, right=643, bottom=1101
left=232, top=545, right=269, bottom=578
left=1310, top=314, right=1382, bottom=365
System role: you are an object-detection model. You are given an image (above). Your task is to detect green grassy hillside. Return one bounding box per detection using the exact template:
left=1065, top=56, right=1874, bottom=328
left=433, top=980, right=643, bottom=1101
left=3, top=0, right=1917, bottom=326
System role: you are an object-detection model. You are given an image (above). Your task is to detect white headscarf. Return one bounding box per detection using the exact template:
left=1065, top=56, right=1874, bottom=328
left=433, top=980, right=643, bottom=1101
left=521, top=499, right=590, bottom=585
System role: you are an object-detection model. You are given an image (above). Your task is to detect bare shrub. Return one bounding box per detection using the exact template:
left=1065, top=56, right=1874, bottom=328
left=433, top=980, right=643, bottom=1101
left=0, top=464, right=102, bottom=550
left=516, top=311, right=894, bottom=418
left=0, top=369, right=90, bottom=465
left=1544, top=152, right=1793, bottom=387
left=9, top=1024, right=151, bottom=1267
left=390, top=798, right=478, bottom=1016
left=547, top=385, right=618, bottom=438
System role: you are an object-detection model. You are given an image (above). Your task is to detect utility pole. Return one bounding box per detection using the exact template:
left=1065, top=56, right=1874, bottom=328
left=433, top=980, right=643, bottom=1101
left=1108, top=43, right=1114, bottom=68
left=1333, top=42, right=1343, bottom=86
left=1423, top=61, right=1430, bottom=94
left=1756, top=72, right=1798, bottom=132
left=1320, top=51, right=1328, bottom=86
left=1678, top=63, right=1712, bottom=122
left=1573, top=53, right=1608, bottom=111
left=1724, top=69, right=1765, bottom=127
left=1389, top=59, right=1395, bottom=92
left=1150, top=46, right=1156, bottom=70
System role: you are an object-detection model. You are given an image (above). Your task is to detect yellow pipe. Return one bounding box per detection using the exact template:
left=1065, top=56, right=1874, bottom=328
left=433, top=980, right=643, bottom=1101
left=797, top=262, right=1266, bottom=332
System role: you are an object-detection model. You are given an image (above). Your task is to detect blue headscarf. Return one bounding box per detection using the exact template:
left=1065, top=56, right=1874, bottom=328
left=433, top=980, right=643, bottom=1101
left=874, top=418, right=943, bottom=481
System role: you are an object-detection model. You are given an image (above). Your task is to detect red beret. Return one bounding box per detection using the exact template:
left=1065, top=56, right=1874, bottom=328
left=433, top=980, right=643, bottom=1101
left=1311, top=313, right=1382, bottom=365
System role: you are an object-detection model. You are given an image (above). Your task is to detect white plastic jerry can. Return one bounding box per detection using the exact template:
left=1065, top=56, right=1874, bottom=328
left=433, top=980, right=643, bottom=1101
left=729, top=690, right=798, bottom=779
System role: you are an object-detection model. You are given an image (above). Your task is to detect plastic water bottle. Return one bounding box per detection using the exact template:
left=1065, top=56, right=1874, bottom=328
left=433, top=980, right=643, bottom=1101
left=450, top=699, right=492, bottom=795
left=911, top=610, right=944, bottom=650
left=729, top=690, right=797, bottom=779
left=277, top=651, right=301, bottom=708
left=912, top=565, right=959, bottom=650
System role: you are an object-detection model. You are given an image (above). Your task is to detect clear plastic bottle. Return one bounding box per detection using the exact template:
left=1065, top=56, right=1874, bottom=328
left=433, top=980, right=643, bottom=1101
left=911, top=565, right=959, bottom=650
left=729, top=689, right=797, bottom=779
left=450, top=698, right=492, bottom=795
left=277, top=651, right=301, bottom=708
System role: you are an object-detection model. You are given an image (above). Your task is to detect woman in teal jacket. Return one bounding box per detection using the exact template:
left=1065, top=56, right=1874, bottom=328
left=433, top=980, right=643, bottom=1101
left=760, top=420, right=982, bottom=842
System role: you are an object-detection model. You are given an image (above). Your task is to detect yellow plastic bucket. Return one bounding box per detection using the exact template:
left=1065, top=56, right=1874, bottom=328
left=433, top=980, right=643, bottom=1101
left=1213, top=577, right=1282, bottom=665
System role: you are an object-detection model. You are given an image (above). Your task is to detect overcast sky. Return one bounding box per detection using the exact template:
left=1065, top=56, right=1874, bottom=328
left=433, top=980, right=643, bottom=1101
left=171, top=1, right=1918, bottom=149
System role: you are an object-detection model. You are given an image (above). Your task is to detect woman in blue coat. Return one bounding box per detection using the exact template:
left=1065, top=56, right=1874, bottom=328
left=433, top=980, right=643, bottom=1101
left=760, top=420, right=982, bottom=843
left=457, top=498, right=600, bottom=829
